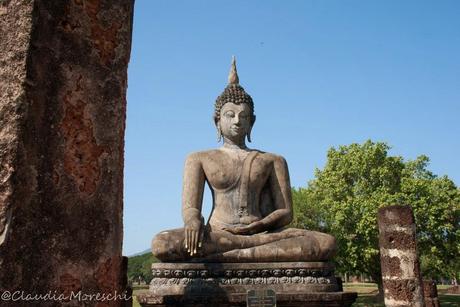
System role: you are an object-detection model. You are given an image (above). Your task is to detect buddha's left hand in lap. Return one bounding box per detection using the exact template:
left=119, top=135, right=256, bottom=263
left=224, top=220, right=265, bottom=235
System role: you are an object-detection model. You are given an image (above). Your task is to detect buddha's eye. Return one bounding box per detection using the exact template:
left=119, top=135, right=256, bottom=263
left=224, top=111, right=235, bottom=118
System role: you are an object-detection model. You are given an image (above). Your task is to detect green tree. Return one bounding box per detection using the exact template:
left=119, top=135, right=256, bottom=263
left=292, top=140, right=459, bottom=293
left=127, top=252, right=158, bottom=284
left=401, top=157, right=460, bottom=280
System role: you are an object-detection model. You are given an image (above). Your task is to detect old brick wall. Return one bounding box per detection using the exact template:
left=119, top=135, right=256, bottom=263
left=0, top=0, right=133, bottom=306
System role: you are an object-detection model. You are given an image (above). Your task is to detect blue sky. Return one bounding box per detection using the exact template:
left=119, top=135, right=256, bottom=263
left=123, top=1, right=460, bottom=255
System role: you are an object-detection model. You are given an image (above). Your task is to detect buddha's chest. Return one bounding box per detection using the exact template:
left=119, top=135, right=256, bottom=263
left=202, top=152, right=272, bottom=191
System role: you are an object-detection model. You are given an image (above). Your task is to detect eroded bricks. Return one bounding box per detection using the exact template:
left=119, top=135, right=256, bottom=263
left=378, top=205, right=424, bottom=307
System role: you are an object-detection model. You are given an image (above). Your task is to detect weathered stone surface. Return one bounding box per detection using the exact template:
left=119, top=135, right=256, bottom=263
left=144, top=59, right=355, bottom=306
left=0, top=0, right=133, bottom=306
left=380, top=255, right=401, bottom=277
left=382, top=279, right=418, bottom=301
left=150, top=262, right=337, bottom=292
left=378, top=205, right=424, bottom=307
left=137, top=291, right=358, bottom=307
left=137, top=262, right=356, bottom=307
left=378, top=205, right=415, bottom=226
left=379, top=230, right=417, bottom=250
left=151, top=58, right=337, bottom=264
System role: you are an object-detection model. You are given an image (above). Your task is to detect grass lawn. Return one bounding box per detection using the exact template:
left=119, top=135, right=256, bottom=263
left=344, top=282, right=460, bottom=307
left=131, top=283, right=460, bottom=306
left=133, top=296, right=141, bottom=307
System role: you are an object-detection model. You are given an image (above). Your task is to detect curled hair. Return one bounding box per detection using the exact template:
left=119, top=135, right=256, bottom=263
left=214, top=84, right=255, bottom=124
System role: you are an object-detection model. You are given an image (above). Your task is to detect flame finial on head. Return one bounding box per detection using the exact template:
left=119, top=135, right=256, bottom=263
left=228, top=56, right=239, bottom=85
left=215, top=56, right=255, bottom=142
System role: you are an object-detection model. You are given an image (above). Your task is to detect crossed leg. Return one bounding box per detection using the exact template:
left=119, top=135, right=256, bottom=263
left=152, top=226, right=336, bottom=262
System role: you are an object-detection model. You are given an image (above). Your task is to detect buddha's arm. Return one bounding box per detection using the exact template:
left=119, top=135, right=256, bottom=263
left=259, top=155, right=294, bottom=229
left=182, top=153, right=205, bottom=255
left=226, top=155, right=293, bottom=235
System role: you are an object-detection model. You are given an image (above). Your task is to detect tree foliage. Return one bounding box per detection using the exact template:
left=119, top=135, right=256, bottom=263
left=127, top=252, right=157, bottom=283
left=292, top=140, right=459, bottom=282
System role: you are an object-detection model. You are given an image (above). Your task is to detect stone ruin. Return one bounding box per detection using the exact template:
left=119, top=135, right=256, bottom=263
left=137, top=59, right=357, bottom=306
left=378, top=205, right=425, bottom=307
left=1, top=1, right=133, bottom=306
left=1, top=2, right=447, bottom=307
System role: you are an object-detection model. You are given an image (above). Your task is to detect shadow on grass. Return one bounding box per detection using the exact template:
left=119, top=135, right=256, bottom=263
left=344, top=283, right=460, bottom=307
left=131, top=285, right=460, bottom=307
left=351, top=294, right=384, bottom=307
left=438, top=294, right=460, bottom=307
left=352, top=294, right=460, bottom=307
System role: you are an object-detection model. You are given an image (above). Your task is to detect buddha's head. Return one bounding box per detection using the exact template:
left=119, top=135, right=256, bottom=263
left=214, top=57, right=256, bottom=143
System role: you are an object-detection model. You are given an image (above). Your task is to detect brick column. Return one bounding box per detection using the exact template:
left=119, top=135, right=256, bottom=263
left=377, top=205, right=424, bottom=307
left=0, top=1, right=133, bottom=305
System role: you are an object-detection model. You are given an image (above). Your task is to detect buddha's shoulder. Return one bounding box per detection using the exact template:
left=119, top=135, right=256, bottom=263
left=185, top=149, right=287, bottom=164
left=254, top=151, right=288, bottom=164
left=184, top=149, right=223, bottom=162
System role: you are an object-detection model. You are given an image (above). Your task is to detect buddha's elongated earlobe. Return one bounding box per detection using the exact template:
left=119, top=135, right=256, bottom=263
left=247, top=116, right=255, bottom=143
left=217, top=125, right=222, bottom=142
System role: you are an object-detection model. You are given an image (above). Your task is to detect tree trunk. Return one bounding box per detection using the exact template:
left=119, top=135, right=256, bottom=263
left=372, top=273, right=385, bottom=302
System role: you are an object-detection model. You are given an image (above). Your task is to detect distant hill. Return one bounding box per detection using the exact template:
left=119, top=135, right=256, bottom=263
left=127, top=250, right=157, bottom=283
left=128, top=248, right=151, bottom=257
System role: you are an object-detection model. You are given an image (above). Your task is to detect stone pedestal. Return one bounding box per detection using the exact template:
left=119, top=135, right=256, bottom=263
left=137, top=262, right=357, bottom=307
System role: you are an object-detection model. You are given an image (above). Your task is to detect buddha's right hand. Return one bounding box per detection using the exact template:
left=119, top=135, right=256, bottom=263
left=184, top=217, right=204, bottom=256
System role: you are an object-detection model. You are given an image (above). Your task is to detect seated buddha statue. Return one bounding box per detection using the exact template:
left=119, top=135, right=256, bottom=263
left=152, top=58, right=337, bottom=262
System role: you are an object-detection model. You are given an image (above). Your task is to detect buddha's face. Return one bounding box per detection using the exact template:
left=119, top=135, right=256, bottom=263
left=219, top=102, right=252, bottom=142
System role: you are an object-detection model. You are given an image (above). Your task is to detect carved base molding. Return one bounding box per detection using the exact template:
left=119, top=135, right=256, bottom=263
left=137, top=262, right=357, bottom=307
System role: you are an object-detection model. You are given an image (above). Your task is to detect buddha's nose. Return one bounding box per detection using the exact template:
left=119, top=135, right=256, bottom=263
left=234, top=116, right=242, bottom=125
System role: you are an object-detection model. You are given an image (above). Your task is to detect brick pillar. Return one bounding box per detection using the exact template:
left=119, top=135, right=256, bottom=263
left=377, top=205, right=424, bottom=307
left=0, top=0, right=133, bottom=306
left=423, top=280, right=440, bottom=307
